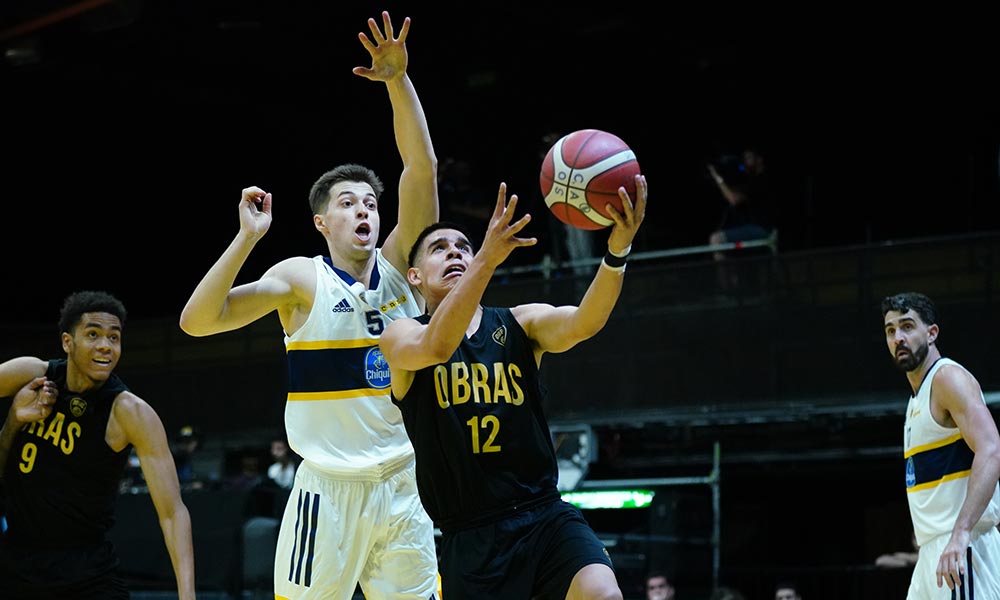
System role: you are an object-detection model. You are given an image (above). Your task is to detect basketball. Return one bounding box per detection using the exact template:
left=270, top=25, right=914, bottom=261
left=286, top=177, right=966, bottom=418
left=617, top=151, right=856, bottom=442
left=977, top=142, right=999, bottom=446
left=539, top=129, right=641, bottom=230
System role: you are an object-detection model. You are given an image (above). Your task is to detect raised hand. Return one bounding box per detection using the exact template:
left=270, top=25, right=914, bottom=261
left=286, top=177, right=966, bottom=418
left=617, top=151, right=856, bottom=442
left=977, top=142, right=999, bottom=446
left=352, top=11, right=410, bottom=83
left=238, top=186, right=272, bottom=239
left=477, top=182, right=537, bottom=270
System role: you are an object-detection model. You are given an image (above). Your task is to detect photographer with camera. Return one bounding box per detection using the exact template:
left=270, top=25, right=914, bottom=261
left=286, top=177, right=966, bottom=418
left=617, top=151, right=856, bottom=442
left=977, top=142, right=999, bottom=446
left=707, top=145, right=776, bottom=292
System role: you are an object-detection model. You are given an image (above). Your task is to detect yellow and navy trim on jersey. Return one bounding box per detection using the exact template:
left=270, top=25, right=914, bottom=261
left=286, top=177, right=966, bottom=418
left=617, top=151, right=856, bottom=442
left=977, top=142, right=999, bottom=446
left=905, top=432, right=974, bottom=492
left=286, top=338, right=391, bottom=401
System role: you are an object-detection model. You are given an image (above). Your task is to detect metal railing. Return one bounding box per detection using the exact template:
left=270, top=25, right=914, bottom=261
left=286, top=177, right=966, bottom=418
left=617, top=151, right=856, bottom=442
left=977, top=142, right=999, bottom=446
left=494, top=230, right=779, bottom=278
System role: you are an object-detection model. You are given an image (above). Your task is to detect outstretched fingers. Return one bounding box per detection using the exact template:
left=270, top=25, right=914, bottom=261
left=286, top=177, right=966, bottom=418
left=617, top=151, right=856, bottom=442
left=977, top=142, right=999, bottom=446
left=491, top=182, right=509, bottom=221
left=393, top=13, right=410, bottom=43
left=488, top=182, right=537, bottom=251
left=492, top=183, right=532, bottom=236
left=367, top=15, right=387, bottom=45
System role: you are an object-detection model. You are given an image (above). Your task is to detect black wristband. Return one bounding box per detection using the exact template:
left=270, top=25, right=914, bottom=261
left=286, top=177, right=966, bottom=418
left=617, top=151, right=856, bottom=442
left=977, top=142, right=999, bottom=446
left=603, top=250, right=628, bottom=269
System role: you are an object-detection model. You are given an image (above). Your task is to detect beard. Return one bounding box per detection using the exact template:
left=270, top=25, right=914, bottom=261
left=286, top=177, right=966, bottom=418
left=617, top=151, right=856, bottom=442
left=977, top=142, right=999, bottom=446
left=893, top=342, right=929, bottom=372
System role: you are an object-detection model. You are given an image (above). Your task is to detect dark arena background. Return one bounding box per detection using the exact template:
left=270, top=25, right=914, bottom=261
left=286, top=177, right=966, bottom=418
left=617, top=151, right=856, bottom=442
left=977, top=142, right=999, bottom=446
left=2, top=2, right=999, bottom=599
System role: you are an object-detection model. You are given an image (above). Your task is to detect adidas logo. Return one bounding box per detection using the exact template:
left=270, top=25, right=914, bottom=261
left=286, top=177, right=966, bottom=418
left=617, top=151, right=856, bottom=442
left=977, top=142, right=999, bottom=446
left=332, top=298, right=354, bottom=313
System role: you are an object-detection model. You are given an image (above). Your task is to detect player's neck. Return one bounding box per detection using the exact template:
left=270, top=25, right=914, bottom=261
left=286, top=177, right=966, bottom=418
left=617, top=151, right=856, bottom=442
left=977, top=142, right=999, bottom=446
left=65, top=366, right=105, bottom=394
left=328, top=248, right=376, bottom=287
left=425, top=301, right=482, bottom=322
left=907, top=347, right=942, bottom=395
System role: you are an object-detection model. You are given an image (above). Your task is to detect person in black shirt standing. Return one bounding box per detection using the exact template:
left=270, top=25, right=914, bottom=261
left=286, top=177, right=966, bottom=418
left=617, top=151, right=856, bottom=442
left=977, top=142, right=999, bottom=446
left=0, top=290, right=196, bottom=600
left=380, top=176, right=646, bottom=599
left=707, top=146, right=776, bottom=291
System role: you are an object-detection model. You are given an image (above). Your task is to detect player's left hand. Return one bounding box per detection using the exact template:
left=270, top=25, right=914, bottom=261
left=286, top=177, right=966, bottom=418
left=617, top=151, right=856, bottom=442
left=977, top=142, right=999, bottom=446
left=606, top=173, right=647, bottom=254
left=936, top=530, right=970, bottom=590
left=353, top=11, right=409, bottom=82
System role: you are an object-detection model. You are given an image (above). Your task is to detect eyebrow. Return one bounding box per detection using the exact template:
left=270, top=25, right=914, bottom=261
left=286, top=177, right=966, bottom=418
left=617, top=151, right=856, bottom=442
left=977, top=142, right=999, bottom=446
left=427, top=234, right=470, bottom=248
left=884, top=316, right=917, bottom=329
left=337, top=190, right=376, bottom=201
left=83, top=321, right=122, bottom=331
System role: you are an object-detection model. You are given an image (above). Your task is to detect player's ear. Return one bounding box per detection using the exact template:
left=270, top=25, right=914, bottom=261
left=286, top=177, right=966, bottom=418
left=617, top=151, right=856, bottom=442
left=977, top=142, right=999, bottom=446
left=314, top=215, right=326, bottom=232
left=407, top=266, right=422, bottom=287
left=928, top=323, right=939, bottom=344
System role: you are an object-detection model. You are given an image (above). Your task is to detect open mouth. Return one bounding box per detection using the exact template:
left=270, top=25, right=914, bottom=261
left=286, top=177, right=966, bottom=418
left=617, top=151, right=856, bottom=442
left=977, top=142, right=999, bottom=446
left=355, top=223, right=371, bottom=243
left=444, top=264, right=465, bottom=278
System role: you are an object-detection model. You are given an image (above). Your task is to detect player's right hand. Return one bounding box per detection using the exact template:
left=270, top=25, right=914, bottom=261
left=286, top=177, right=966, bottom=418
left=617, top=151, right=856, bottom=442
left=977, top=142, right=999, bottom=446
left=239, top=186, right=273, bottom=239
left=477, top=182, right=537, bottom=270
left=10, top=376, right=57, bottom=425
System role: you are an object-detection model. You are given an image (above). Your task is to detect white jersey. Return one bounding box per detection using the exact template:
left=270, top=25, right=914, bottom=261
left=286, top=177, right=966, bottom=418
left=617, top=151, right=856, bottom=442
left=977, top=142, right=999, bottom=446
left=283, top=251, right=422, bottom=477
left=904, top=357, right=1000, bottom=547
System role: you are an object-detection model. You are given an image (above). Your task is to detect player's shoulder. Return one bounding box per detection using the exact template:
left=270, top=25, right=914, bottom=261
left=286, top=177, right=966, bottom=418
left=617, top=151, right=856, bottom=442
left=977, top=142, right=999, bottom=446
left=111, top=390, right=153, bottom=414
left=509, top=302, right=557, bottom=326
left=263, top=255, right=319, bottom=287
left=510, top=302, right=558, bottom=316
left=933, top=360, right=982, bottom=398
left=269, top=255, right=318, bottom=274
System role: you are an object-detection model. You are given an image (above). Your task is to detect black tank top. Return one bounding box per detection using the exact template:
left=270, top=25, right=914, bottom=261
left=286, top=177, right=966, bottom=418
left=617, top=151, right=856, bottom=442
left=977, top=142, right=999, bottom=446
left=2, top=358, right=130, bottom=549
left=393, top=307, right=560, bottom=531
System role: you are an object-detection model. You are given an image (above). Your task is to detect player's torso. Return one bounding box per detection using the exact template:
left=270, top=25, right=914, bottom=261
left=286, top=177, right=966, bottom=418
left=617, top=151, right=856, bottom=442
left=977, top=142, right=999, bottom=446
left=399, top=307, right=559, bottom=523
left=3, top=359, right=129, bottom=546
left=904, top=357, right=1000, bottom=544
left=283, top=252, right=421, bottom=476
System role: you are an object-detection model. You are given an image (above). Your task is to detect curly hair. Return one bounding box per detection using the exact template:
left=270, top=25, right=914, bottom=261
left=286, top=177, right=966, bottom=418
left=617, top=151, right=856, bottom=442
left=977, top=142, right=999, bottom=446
left=58, top=290, right=127, bottom=334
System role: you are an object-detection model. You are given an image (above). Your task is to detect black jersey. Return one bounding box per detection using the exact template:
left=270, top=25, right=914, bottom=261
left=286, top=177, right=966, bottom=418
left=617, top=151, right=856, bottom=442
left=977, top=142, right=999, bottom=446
left=2, top=358, right=130, bottom=549
left=393, top=307, right=560, bottom=531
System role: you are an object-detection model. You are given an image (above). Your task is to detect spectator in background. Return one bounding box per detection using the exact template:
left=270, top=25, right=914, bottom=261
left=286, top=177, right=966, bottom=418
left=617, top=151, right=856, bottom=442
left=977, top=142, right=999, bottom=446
left=774, top=580, right=802, bottom=600
left=228, top=454, right=264, bottom=491
left=267, top=437, right=297, bottom=490
left=645, top=571, right=675, bottom=600
left=172, top=424, right=204, bottom=491
left=706, top=145, right=776, bottom=291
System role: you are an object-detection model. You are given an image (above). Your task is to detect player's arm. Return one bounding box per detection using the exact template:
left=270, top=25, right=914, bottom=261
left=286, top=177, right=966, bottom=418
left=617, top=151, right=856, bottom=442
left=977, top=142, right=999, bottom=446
left=0, top=376, right=57, bottom=474
left=933, top=365, right=1000, bottom=589
left=352, top=11, right=438, bottom=271
left=0, top=356, right=48, bottom=398
left=382, top=185, right=533, bottom=375
left=515, top=175, right=647, bottom=356
left=114, top=392, right=197, bottom=600
left=180, top=187, right=306, bottom=336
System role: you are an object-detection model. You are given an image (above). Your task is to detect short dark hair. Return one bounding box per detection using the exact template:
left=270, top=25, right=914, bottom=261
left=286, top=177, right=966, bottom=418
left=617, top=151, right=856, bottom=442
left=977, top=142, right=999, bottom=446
left=881, top=292, right=938, bottom=327
left=58, top=290, right=127, bottom=335
left=407, top=221, right=476, bottom=267
left=308, top=163, right=385, bottom=214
